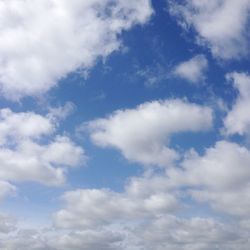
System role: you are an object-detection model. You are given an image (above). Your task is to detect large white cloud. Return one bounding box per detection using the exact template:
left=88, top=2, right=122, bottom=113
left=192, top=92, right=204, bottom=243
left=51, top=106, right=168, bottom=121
left=169, top=0, right=250, bottom=60
left=173, top=54, right=208, bottom=84
left=87, top=99, right=213, bottom=167
left=0, top=108, right=85, bottom=187
left=168, top=140, right=250, bottom=217
left=223, top=72, right=250, bottom=136
left=54, top=186, right=178, bottom=229
left=50, top=139, right=250, bottom=248
left=2, top=214, right=243, bottom=250
left=0, top=0, right=153, bottom=100
left=128, top=216, right=241, bottom=250
left=0, top=160, right=249, bottom=250
left=0, top=108, right=54, bottom=144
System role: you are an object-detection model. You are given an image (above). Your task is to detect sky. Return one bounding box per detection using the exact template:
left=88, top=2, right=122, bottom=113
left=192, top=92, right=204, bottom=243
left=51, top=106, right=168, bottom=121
left=0, top=0, right=250, bottom=249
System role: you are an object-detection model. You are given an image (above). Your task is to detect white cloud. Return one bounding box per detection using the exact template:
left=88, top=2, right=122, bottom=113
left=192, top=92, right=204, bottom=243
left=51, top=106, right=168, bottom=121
left=0, top=218, right=246, bottom=250
left=0, top=168, right=249, bottom=250
left=168, top=140, right=250, bottom=217
left=0, top=227, right=122, bottom=250
left=54, top=187, right=178, bottom=229
left=128, top=216, right=240, bottom=250
left=223, top=72, right=250, bottom=136
left=50, top=139, right=250, bottom=248
left=87, top=99, right=213, bottom=167
left=0, top=108, right=54, bottom=145
left=51, top=172, right=243, bottom=249
left=48, top=230, right=122, bottom=250
left=0, top=0, right=153, bottom=100
left=0, top=228, right=50, bottom=250
left=0, top=136, right=84, bottom=186
left=0, top=108, right=85, bottom=186
left=173, top=54, right=208, bottom=84
left=169, top=0, right=250, bottom=60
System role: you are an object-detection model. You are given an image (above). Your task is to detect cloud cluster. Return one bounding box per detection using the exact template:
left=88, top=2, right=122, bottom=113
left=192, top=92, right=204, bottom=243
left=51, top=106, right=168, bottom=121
left=48, top=142, right=250, bottom=249
left=44, top=89, right=250, bottom=249
left=173, top=54, right=208, bottom=84
left=169, top=0, right=250, bottom=59
left=0, top=204, right=247, bottom=250
left=0, top=0, right=152, bottom=100
left=168, top=140, right=250, bottom=217
left=0, top=108, right=85, bottom=192
left=1, top=1, right=250, bottom=249
left=87, top=99, right=213, bottom=167
left=54, top=185, right=178, bottom=230
left=1, top=87, right=249, bottom=248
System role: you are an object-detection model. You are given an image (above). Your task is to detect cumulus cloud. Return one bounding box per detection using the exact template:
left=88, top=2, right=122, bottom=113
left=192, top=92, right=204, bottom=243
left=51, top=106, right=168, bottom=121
left=0, top=108, right=54, bottom=144
left=0, top=228, right=122, bottom=250
left=2, top=214, right=244, bottom=250
left=0, top=108, right=85, bottom=187
left=128, top=216, right=240, bottom=250
left=223, top=72, right=250, bottom=136
left=0, top=136, right=84, bottom=186
left=169, top=0, right=250, bottom=59
left=49, top=139, right=250, bottom=249
left=173, top=54, right=208, bottom=84
left=168, top=140, right=250, bottom=217
left=86, top=99, right=213, bottom=167
left=0, top=228, right=50, bottom=250
left=0, top=161, right=250, bottom=250
left=0, top=0, right=153, bottom=100
left=54, top=186, right=178, bottom=229
left=48, top=230, right=122, bottom=250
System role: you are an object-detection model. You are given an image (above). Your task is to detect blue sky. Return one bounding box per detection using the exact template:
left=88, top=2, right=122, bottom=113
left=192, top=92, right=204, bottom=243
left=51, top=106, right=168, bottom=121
left=0, top=0, right=250, bottom=249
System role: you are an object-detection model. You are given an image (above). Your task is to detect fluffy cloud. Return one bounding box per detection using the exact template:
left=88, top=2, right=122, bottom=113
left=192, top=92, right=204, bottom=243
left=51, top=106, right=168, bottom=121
left=128, top=216, right=241, bottom=250
left=50, top=173, right=245, bottom=249
left=0, top=226, right=122, bottom=250
left=0, top=108, right=85, bottom=187
left=54, top=186, right=178, bottom=229
left=0, top=166, right=249, bottom=249
left=0, top=136, right=84, bottom=186
left=223, top=72, right=250, bottom=136
left=169, top=0, right=250, bottom=59
left=173, top=54, right=208, bottom=84
left=87, top=99, right=213, bottom=167
left=0, top=0, right=153, bottom=100
left=3, top=214, right=243, bottom=250
left=48, top=230, right=122, bottom=250
left=0, top=229, right=50, bottom=250
left=50, top=139, right=250, bottom=248
left=0, top=108, right=54, bottom=144
left=168, top=140, right=250, bottom=217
